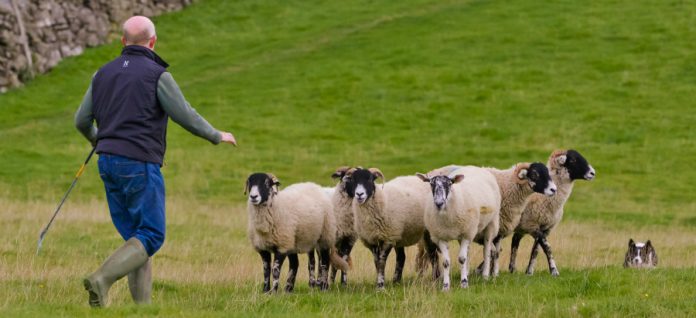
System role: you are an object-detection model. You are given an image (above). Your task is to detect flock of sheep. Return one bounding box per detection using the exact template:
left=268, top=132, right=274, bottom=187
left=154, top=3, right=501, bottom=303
left=244, top=149, right=595, bottom=292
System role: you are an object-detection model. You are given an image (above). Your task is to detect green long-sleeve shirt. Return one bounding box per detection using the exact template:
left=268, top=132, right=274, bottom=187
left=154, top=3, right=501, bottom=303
left=74, top=72, right=222, bottom=145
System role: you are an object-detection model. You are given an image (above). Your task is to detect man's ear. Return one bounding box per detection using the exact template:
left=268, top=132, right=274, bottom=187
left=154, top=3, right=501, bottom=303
left=148, top=36, right=157, bottom=50
left=121, top=36, right=127, bottom=46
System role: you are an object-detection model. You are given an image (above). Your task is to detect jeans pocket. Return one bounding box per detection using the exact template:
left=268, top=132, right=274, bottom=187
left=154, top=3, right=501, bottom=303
left=115, top=162, right=148, bottom=194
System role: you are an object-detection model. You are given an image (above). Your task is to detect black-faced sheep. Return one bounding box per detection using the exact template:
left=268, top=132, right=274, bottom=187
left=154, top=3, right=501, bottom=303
left=472, top=162, right=556, bottom=277
left=347, top=168, right=431, bottom=289
left=509, top=149, right=595, bottom=276
left=328, top=166, right=358, bottom=286
left=245, top=173, right=349, bottom=293
left=416, top=166, right=501, bottom=290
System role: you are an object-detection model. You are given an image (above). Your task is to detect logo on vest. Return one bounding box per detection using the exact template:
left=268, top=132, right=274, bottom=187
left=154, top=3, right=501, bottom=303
left=123, top=60, right=129, bottom=68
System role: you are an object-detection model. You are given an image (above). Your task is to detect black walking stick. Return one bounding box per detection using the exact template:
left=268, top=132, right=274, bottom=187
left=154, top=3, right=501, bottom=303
left=36, top=147, right=97, bottom=255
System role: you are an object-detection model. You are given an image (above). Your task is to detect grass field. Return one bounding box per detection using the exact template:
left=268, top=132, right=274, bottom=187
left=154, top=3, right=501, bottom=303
left=1, top=0, right=696, bottom=316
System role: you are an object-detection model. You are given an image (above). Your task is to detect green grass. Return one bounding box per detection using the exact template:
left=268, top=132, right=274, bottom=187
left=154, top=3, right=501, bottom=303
left=1, top=0, right=696, bottom=316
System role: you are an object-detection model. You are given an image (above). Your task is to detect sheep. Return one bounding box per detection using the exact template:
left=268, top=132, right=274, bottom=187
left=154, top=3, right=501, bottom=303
left=470, top=162, right=557, bottom=277
left=347, top=168, right=432, bottom=289
left=245, top=173, right=349, bottom=293
left=509, top=149, right=596, bottom=276
left=327, top=166, right=358, bottom=286
left=416, top=166, right=501, bottom=290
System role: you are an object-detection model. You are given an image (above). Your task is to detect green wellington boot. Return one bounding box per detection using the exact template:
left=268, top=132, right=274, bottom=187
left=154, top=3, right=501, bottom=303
left=128, top=257, right=152, bottom=304
left=83, top=238, right=149, bottom=307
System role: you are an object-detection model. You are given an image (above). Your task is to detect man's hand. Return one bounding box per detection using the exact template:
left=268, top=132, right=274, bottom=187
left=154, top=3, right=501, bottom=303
left=220, top=131, right=237, bottom=146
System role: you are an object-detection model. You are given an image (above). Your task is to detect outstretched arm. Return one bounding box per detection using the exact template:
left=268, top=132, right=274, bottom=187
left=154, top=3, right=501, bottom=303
left=74, top=82, right=98, bottom=145
left=157, top=72, right=236, bottom=146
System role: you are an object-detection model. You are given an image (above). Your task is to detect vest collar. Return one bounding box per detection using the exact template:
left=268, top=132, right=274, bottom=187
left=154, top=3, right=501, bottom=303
left=121, top=45, right=169, bottom=68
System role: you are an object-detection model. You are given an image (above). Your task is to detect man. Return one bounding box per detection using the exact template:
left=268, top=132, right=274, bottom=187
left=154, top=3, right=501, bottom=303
left=74, top=16, right=236, bottom=307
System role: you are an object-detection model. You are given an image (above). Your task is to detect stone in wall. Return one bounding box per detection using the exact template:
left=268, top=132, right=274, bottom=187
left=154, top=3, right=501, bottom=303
left=0, top=0, right=192, bottom=93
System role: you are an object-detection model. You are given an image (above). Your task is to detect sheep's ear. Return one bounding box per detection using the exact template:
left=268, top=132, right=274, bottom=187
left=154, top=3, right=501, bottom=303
left=368, top=168, right=385, bottom=183
left=556, top=155, right=567, bottom=165
left=243, top=179, right=249, bottom=195
left=646, top=240, right=653, bottom=248
left=332, top=166, right=350, bottom=179
left=415, top=173, right=430, bottom=182
left=451, top=174, right=465, bottom=184
left=628, top=239, right=635, bottom=247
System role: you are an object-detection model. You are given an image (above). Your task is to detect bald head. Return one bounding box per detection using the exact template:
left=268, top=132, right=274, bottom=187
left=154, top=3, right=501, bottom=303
left=122, top=16, right=156, bottom=49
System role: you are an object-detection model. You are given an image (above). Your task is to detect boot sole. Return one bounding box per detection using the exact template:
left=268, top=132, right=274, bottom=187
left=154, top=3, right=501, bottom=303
left=83, top=278, right=104, bottom=307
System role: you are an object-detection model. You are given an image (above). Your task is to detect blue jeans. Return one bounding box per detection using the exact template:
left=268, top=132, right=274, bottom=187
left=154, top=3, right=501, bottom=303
left=98, top=154, right=165, bottom=256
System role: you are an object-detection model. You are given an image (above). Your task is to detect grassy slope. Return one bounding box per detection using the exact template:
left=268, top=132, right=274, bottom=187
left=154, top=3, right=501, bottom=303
left=1, top=0, right=696, bottom=316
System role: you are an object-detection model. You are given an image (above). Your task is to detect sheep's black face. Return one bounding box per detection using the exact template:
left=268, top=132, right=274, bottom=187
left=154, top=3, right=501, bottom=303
left=563, top=150, right=595, bottom=181
left=351, top=169, right=376, bottom=204
left=245, top=173, right=278, bottom=205
left=527, top=163, right=557, bottom=196
left=333, top=169, right=356, bottom=198
left=429, top=175, right=453, bottom=210
left=624, top=239, right=657, bottom=268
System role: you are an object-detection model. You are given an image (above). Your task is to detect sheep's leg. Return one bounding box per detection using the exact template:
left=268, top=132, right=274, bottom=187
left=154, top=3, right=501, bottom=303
left=423, top=230, right=441, bottom=280
left=393, top=246, right=406, bottom=284
left=370, top=245, right=381, bottom=286
left=538, top=236, right=559, bottom=276
left=490, top=235, right=502, bottom=278
left=318, top=248, right=331, bottom=291
left=481, top=233, right=493, bottom=280
left=340, top=241, right=354, bottom=286
left=308, top=249, right=317, bottom=288
left=259, top=250, right=272, bottom=293
left=271, top=252, right=286, bottom=292
left=509, top=232, right=523, bottom=273
left=438, top=241, right=451, bottom=291
left=377, top=244, right=392, bottom=289
left=458, top=239, right=471, bottom=288
left=285, top=253, right=299, bottom=293
left=525, top=237, right=541, bottom=275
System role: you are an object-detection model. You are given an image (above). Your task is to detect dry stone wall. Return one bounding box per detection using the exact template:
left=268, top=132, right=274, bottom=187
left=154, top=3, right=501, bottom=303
left=0, top=0, right=192, bottom=93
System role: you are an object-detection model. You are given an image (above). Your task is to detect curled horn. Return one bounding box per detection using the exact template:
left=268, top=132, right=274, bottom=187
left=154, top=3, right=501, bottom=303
left=332, top=166, right=351, bottom=179
left=266, top=173, right=280, bottom=196
left=368, top=168, right=385, bottom=187
left=514, top=162, right=531, bottom=184
left=550, top=149, right=568, bottom=166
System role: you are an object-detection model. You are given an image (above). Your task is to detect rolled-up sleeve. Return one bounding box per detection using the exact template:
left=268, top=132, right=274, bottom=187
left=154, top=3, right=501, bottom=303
left=157, top=72, right=222, bottom=144
left=74, top=82, right=98, bottom=145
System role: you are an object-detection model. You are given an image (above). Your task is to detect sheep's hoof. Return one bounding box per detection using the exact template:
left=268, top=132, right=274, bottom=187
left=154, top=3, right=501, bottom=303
left=319, top=282, right=329, bottom=291
left=482, top=275, right=490, bottom=281
left=308, top=280, right=316, bottom=288
left=442, top=283, right=450, bottom=291
left=525, top=269, right=534, bottom=276
left=509, top=266, right=516, bottom=274
left=550, top=268, right=560, bottom=277
left=460, top=279, right=468, bottom=289
left=284, top=285, right=294, bottom=293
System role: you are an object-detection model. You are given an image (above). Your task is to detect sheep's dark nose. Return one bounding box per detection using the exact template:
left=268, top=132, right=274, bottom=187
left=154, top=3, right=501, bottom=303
left=435, top=202, right=444, bottom=209
left=250, top=194, right=258, bottom=200
left=550, top=188, right=556, bottom=194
